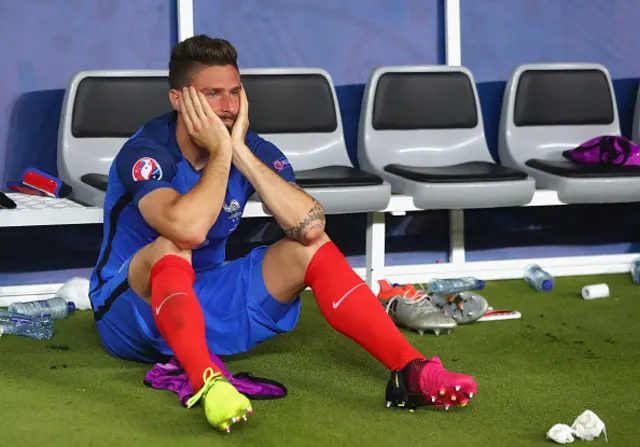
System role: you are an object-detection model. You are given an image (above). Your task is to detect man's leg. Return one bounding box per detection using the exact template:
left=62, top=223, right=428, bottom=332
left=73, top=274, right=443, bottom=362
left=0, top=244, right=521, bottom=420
left=128, top=236, right=220, bottom=391
left=128, top=236, right=253, bottom=431
left=262, top=233, right=423, bottom=370
left=261, top=233, right=477, bottom=408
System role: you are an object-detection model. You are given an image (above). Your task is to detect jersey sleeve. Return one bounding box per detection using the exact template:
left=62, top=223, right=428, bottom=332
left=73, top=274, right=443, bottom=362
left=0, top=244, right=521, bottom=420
left=115, top=145, right=178, bottom=204
left=253, top=138, right=297, bottom=184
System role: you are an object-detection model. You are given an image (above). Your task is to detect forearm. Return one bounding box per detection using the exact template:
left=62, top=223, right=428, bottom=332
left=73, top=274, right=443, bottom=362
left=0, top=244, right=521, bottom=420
left=233, top=145, right=325, bottom=244
left=170, top=150, right=232, bottom=237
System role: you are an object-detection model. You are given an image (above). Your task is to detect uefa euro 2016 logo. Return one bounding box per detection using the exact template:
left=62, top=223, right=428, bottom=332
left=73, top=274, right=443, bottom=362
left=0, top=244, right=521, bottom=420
left=132, top=157, right=163, bottom=181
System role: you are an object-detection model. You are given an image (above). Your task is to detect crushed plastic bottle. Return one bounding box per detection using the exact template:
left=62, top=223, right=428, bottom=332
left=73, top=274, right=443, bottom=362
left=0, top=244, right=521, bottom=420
left=0, top=310, right=54, bottom=340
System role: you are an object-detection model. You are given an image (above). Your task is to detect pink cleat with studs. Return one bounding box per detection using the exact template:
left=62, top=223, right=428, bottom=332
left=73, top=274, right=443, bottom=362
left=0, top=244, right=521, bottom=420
left=385, top=357, right=477, bottom=411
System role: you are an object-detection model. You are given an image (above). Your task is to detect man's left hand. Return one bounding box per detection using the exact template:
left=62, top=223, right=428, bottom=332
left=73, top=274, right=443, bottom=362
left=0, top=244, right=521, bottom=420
left=232, top=86, right=250, bottom=149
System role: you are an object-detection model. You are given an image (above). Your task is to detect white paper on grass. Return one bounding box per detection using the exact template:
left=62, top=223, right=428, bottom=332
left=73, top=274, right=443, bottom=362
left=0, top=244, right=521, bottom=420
left=546, top=424, right=575, bottom=444
left=546, top=410, right=608, bottom=444
left=571, top=410, right=607, bottom=442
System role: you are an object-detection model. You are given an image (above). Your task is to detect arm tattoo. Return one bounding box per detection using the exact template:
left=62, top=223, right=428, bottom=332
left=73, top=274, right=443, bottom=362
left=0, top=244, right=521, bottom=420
left=284, top=202, right=326, bottom=243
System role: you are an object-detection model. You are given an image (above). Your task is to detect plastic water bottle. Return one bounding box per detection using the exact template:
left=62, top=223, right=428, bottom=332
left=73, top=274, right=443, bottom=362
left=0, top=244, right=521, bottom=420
left=427, top=277, right=485, bottom=294
left=523, top=264, right=554, bottom=292
left=8, top=297, right=76, bottom=320
left=0, top=311, right=54, bottom=340
left=631, top=257, right=640, bottom=284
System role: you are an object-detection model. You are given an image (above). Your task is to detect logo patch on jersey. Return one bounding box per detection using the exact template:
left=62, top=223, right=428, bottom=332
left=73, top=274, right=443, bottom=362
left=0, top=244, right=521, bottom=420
left=222, top=199, right=241, bottom=213
left=132, top=157, right=163, bottom=181
left=223, top=199, right=242, bottom=233
left=272, top=157, right=291, bottom=171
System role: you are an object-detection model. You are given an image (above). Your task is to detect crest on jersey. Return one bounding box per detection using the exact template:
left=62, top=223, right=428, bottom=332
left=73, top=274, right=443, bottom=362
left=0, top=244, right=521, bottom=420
left=222, top=199, right=242, bottom=233
left=132, top=157, right=163, bottom=181
left=272, top=157, right=291, bottom=171
left=222, top=199, right=241, bottom=213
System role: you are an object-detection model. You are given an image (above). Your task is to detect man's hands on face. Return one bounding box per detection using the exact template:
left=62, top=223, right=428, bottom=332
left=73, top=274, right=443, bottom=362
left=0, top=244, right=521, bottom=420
left=231, top=86, right=250, bottom=150
left=179, top=86, right=232, bottom=157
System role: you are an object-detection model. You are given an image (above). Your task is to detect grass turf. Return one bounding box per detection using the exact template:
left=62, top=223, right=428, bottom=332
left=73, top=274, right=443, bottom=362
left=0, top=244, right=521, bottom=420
left=1, top=274, right=639, bottom=446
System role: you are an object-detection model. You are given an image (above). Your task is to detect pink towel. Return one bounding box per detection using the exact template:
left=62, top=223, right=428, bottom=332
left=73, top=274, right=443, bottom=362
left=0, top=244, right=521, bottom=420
left=143, top=351, right=287, bottom=407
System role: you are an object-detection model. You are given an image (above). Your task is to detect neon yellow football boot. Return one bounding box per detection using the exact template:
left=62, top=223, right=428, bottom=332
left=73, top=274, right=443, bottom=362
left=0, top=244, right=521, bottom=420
left=186, top=367, right=253, bottom=433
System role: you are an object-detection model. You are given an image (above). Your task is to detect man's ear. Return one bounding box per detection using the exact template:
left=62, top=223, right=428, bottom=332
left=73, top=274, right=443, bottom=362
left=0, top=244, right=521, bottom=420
left=168, top=89, right=181, bottom=111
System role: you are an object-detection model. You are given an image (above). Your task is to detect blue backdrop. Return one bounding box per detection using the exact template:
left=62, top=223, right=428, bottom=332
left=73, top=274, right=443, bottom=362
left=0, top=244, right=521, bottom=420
left=0, top=0, right=639, bottom=285
left=194, top=0, right=444, bottom=166
left=461, top=0, right=640, bottom=262
left=463, top=0, right=640, bottom=159
left=0, top=0, right=176, bottom=187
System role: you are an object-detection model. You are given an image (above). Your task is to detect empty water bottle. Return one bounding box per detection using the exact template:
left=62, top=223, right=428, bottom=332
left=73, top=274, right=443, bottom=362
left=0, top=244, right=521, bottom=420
left=0, top=310, right=54, bottom=339
left=427, top=277, right=485, bottom=294
left=631, top=257, right=640, bottom=284
left=523, top=264, right=554, bottom=292
left=8, top=297, right=76, bottom=320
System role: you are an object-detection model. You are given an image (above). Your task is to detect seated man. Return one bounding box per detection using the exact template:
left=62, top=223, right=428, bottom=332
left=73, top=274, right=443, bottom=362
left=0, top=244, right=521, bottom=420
left=88, top=35, right=477, bottom=433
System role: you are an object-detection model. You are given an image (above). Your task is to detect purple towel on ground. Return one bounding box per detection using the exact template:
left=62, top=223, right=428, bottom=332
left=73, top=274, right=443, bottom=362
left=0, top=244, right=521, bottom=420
left=143, top=351, right=287, bottom=407
left=562, top=135, right=640, bottom=166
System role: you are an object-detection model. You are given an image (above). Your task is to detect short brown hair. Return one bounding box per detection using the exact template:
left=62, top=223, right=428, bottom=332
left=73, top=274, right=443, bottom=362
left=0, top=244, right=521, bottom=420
left=168, top=35, right=238, bottom=89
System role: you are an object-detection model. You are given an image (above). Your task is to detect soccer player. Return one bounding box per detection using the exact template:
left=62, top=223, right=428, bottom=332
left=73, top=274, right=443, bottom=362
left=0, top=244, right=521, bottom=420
left=88, top=35, right=477, bottom=433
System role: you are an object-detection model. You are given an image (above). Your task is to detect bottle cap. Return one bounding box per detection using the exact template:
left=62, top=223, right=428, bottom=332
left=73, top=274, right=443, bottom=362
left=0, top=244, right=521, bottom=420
left=477, top=279, right=485, bottom=290
left=542, top=280, right=553, bottom=291
left=67, top=302, right=76, bottom=313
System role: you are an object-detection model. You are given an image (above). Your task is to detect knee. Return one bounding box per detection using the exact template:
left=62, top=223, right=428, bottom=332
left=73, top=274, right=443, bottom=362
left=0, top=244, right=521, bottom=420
left=306, top=231, right=330, bottom=252
left=127, top=236, right=193, bottom=302
left=292, top=231, right=331, bottom=268
left=303, top=226, right=327, bottom=247
left=149, top=236, right=192, bottom=266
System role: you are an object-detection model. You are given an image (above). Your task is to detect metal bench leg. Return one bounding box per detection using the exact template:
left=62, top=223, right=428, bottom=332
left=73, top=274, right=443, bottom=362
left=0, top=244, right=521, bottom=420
left=449, top=209, right=465, bottom=264
left=365, top=211, right=386, bottom=288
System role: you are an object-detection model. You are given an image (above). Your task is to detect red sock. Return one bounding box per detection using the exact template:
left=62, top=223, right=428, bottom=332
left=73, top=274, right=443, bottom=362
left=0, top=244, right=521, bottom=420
left=304, top=242, right=424, bottom=371
left=150, top=255, right=220, bottom=391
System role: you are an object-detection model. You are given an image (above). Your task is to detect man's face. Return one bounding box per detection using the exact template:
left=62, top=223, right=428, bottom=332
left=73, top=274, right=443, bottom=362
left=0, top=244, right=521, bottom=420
left=190, top=65, right=241, bottom=130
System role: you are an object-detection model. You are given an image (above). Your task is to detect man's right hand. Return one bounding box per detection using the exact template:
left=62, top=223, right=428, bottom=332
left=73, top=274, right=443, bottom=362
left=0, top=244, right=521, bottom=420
left=179, top=86, right=231, bottom=156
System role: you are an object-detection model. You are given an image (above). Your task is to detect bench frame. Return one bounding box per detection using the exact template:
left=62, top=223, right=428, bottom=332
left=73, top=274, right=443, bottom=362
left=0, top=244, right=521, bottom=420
left=1, top=190, right=637, bottom=306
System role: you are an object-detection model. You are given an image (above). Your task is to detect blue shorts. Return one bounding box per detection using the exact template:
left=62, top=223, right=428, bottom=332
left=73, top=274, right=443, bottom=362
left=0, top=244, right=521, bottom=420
left=91, top=246, right=302, bottom=363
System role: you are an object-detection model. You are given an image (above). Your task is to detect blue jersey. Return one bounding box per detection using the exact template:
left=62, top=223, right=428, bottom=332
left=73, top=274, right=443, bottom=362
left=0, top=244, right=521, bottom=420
left=89, top=112, right=295, bottom=299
